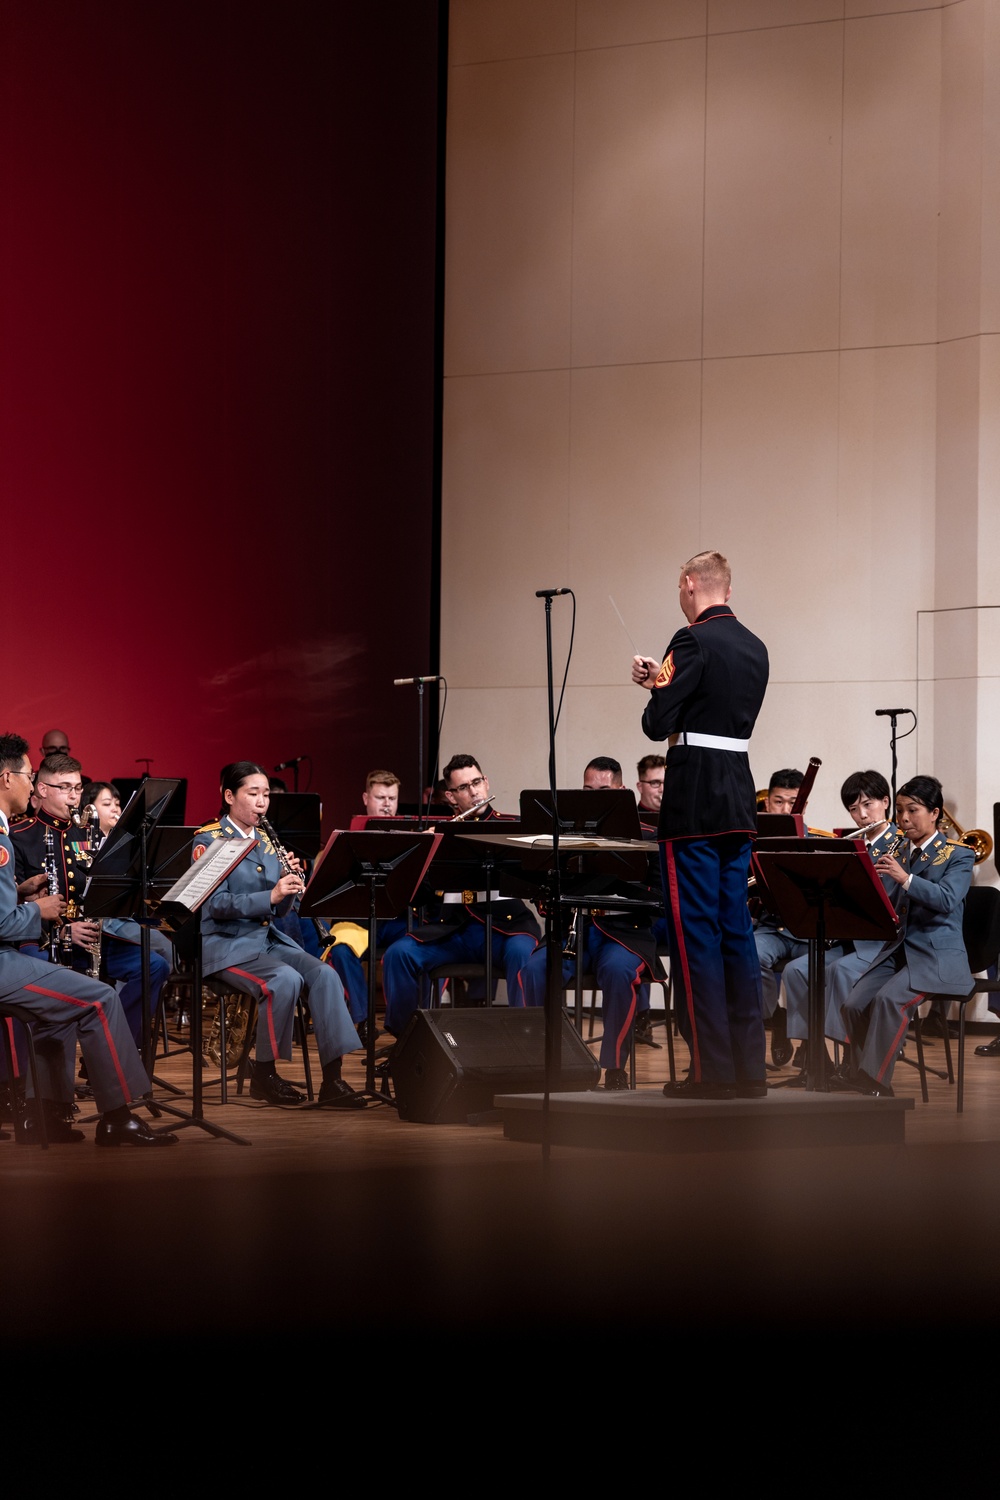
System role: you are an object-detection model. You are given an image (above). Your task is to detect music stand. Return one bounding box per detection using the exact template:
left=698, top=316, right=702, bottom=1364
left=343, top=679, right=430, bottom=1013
left=84, top=779, right=181, bottom=1082
left=300, top=829, right=440, bottom=1105
left=752, top=838, right=899, bottom=1091
left=152, top=836, right=260, bottom=1144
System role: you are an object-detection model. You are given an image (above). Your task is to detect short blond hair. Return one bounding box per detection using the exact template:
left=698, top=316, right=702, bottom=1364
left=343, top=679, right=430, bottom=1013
left=366, top=769, right=400, bottom=792
left=682, top=550, right=731, bottom=591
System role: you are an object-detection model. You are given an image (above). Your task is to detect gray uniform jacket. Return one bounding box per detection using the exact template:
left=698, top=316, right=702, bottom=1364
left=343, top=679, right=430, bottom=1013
left=866, top=829, right=974, bottom=995
left=192, top=814, right=303, bottom=977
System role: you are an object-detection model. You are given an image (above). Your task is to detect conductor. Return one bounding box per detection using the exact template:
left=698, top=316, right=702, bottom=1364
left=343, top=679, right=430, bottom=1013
left=632, top=550, right=769, bottom=1099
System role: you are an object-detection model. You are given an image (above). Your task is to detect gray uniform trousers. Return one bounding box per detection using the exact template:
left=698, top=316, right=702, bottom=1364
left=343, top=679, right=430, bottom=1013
left=754, top=925, right=807, bottom=1018
left=782, top=946, right=853, bottom=1043
left=0, top=951, right=150, bottom=1113
left=839, top=956, right=925, bottom=1086
left=211, top=936, right=360, bottom=1066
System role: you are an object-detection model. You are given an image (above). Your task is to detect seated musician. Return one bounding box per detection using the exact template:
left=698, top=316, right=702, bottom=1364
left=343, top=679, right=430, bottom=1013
left=754, top=768, right=810, bottom=1064
left=192, top=762, right=366, bottom=1109
left=635, top=754, right=665, bottom=828
left=77, top=780, right=171, bottom=1048
left=317, top=769, right=409, bottom=1042
left=0, top=732, right=176, bottom=1146
left=779, top=770, right=898, bottom=1078
left=832, top=774, right=974, bottom=1098
left=380, top=754, right=540, bottom=1040
left=519, top=756, right=664, bottom=1090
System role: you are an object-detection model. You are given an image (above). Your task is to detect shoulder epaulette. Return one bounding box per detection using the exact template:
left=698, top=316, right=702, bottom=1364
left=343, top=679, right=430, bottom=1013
left=195, top=820, right=224, bottom=840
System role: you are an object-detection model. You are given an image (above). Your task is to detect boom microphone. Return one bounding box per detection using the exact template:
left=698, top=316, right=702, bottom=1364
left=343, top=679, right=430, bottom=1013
left=274, top=757, right=305, bottom=770
left=393, top=676, right=444, bottom=685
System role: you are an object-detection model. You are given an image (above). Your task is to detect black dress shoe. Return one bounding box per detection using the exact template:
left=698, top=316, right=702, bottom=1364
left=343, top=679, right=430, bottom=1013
left=15, top=1113, right=86, bottom=1146
left=249, top=1067, right=305, bottom=1106
left=317, top=1078, right=367, bottom=1110
left=356, top=1019, right=380, bottom=1050
left=95, top=1114, right=179, bottom=1147
left=855, top=1069, right=894, bottom=1098
left=662, top=1076, right=735, bottom=1100
left=734, top=1081, right=768, bottom=1098
left=975, top=1035, right=1000, bottom=1058
left=603, top=1067, right=630, bottom=1091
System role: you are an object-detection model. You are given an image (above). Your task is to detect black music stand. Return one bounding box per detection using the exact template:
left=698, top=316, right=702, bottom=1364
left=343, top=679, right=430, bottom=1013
left=300, top=829, right=440, bottom=1106
left=752, top=838, right=899, bottom=1091
left=84, top=779, right=181, bottom=1085
left=152, top=837, right=260, bottom=1145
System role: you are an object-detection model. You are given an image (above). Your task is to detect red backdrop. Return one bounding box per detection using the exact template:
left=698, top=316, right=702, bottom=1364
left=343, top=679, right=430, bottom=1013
left=1, top=0, right=439, bottom=828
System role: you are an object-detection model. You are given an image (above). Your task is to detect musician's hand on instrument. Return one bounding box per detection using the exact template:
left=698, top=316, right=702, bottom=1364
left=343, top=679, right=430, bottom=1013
left=876, top=854, right=908, bottom=886
left=70, top=920, right=101, bottom=946
left=286, top=852, right=306, bottom=878
left=270, top=873, right=304, bottom=905
left=34, top=894, right=67, bottom=921
left=17, top=873, right=47, bottom=899
left=632, top=655, right=659, bottom=687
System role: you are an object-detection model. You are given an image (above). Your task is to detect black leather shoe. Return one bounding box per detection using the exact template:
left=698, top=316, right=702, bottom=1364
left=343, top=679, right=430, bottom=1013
left=356, top=1019, right=380, bottom=1050
left=855, top=1069, right=894, bottom=1098
left=95, top=1113, right=179, bottom=1147
left=317, top=1078, right=367, bottom=1110
left=975, top=1035, right=1000, bottom=1058
left=770, top=1009, right=793, bottom=1068
left=603, top=1067, right=630, bottom=1091
left=634, top=1013, right=661, bottom=1049
left=662, top=1076, right=736, bottom=1100
left=249, top=1066, right=305, bottom=1106
left=734, top=1080, right=768, bottom=1098
left=15, top=1113, right=85, bottom=1146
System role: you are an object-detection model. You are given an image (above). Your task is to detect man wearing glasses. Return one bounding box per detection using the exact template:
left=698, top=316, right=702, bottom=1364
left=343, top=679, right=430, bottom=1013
left=636, top=755, right=665, bottom=823
left=380, top=753, right=540, bottom=1039
left=0, top=732, right=176, bottom=1146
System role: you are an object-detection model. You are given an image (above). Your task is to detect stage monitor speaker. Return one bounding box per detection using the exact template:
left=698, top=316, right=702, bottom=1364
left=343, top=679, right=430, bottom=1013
left=389, top=1008, right=600, bottom=1124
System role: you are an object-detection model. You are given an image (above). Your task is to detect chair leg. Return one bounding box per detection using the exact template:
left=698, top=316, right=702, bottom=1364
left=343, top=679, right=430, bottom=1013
left=911, top=1014, right=930, bottom=1104
left=937, top=1001, right=955, bottom=1084
left=0, top=1015, right=47, bottom=1148
left=295, top=997, right=314, bottom=1100
left=957, top=1002, right=967, bottom=1115
left=664, top=977, right=676, bottom=1084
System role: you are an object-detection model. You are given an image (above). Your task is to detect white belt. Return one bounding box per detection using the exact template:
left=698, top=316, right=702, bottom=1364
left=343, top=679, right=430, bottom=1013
left=442, top=890, right=501, bottom=904
left=668, top=731, right=749, bottom=751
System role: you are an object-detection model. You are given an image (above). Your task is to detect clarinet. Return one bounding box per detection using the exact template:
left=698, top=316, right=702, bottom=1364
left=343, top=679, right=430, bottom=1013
left=258, top=816, right=303, bottom=889
left=42, top=827, right=64, bottom=963
left=74, top=805, right=103, bottom=978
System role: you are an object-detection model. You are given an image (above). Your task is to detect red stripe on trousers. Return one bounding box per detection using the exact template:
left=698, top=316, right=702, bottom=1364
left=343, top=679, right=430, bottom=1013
left=24, top=984, right=132, bottom=1101
left=663, top=841, right=701, bottom=1081
left=877, top=992, right=926, bottom=1082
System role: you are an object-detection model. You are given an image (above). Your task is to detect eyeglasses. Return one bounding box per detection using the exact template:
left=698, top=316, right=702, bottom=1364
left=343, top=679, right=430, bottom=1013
left=40, top=781, right=82, bottom=794
left=639, top=778, right=665, bottom=787
left=450, top=775, right=485, bottom=797
left=8, top=768, right=35, bottom=783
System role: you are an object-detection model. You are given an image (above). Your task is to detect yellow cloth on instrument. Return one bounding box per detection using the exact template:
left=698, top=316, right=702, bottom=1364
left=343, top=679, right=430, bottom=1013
left=327, top=921, right=369, bottom=957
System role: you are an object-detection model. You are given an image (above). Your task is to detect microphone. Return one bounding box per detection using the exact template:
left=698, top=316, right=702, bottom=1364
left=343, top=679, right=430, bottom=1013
left=393, top=675, right=444, bottom=686
left=875, top=708, right=911, bottom=717
left=535, top=588, right=571, bottom=598
left=274, top=756, right=305, bottom=770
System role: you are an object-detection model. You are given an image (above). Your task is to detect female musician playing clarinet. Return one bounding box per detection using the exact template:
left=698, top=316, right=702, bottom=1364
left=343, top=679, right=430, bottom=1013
left=191, top=762, right=366, bottom=1109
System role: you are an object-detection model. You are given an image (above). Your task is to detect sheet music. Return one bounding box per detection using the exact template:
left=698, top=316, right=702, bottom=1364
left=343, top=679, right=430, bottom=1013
left=160, top=837, right=254, bottom=911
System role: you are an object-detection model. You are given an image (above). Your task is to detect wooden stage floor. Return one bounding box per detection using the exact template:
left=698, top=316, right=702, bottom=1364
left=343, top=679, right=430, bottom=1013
left=4, top=1010, right=1000, bottom=1351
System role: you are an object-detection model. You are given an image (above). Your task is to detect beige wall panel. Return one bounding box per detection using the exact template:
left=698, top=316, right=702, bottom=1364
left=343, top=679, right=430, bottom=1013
left=935, top=337, right=981, bottom=609
left=701, top=352, right=846, bottom=681
left=572, top=38, right=706, bottom=366
left=567, top=362, right=702, bottom=676
left=837, top=344, right=937, bottom=662
left=576, top=0, right=708, bottom=49
left=938, top=0, right=985, bottom=343
left=931, top=673, right=980, bottom=821
left=450, top=0, right=575, bottom=65
left=568, top=364, right=704, bottom=677
left=445, top=54, right=574, bottom=375
left=440, top=686, right=556, bottom=811
left=982, top=1, right=1000, bottom=332
left=708, top=1, right=844, bottom=35
left=441, top=370, right=570, bottom=685
left=562, top=685, right=663, bottom=786
left=840, top=9, right=940, bottom=349
left=703, top=23, right=843, bottom=357
left=978, top=334, right=1000, bottom=598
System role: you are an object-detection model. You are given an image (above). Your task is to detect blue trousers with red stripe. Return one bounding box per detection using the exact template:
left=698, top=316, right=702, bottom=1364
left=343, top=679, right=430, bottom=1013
left=519, top=926, right=647, bottom=1072
left=661, top=834, right=766, bottom=1085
